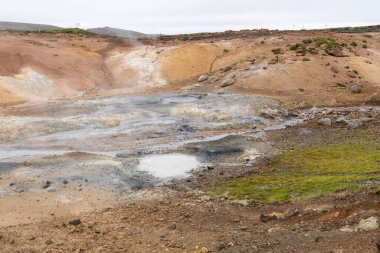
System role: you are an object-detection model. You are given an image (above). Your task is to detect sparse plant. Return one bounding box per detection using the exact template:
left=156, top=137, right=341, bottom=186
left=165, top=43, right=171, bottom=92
left=302, top=39, right=313, bottom=44
left=363, top=34, right=373, bottom=38
left=350, top=42, right=358, bottom=47
left=272, top=48, right=283, bottom=55
left=363, top=44, right=368, bottom=49
left=223, top=48, right=230, bottom=53
left=362, top=40, right=368, bottom=43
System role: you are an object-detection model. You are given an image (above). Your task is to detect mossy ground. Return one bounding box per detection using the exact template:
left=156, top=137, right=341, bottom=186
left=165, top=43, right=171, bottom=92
left=209, top=141, right=380, bottom=203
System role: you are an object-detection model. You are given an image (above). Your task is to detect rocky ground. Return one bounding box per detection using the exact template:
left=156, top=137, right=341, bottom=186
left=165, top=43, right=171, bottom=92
left=0, top=28, right=379, bottom=253
left=0, top=110, right=379, bottom=253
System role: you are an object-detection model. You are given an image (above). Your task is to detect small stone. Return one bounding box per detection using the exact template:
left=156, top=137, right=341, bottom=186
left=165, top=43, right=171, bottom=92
left=221, top=78, right=235, bottom=87
left=331, top=66, right=339, bottom=73
left=46, top=239, right=54, bottom=245
left=62, top=180, right=68, bottom=185
left=42, top=181, right=51, bottom=189
left=216, top=242, right=226, bottom=251
left=222, top=66, right=232, bottom=72
left=375, top=240, right=380, bottom=251
left=168, top=223, right=176, bottom=229
left=347, top=71, right=356, bottom=78
left=351, top=84, right=362, bottom=93
left=302, top=57, right=310, bottom=61
left=198, top=75, right=208, bottom=82
left=260, top=214, right=277, bottom=223
left=68, top=219, right=82, bottom=226
left=318, top=118, right=332, bottom=126
left=336, top=116, right=347, bottom=123
left=357, top=216, right=379, bottom=231
left=199, top=247, right=209, bottom=253
left=208, top=76, right=219, bottom=83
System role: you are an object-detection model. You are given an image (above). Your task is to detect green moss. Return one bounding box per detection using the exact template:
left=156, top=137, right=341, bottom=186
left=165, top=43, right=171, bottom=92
left=209, top=143, right=380, bottom=203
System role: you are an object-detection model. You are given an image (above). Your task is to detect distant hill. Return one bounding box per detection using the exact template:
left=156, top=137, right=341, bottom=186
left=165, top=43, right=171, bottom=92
left=0, top=21, right=61, bottom=31
left=87, top=26, right=148, bottom=39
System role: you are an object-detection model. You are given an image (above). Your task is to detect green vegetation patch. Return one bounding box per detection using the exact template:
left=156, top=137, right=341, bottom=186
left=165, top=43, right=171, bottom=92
left=313, top=37, right=345, bottom=51
left=271, top=48, right=283, bottom=54
left=209, top=143, right=380, bottom=203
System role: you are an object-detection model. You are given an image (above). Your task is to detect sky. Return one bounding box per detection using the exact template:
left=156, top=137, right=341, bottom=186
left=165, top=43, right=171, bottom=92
left=1, top=0, right=380, bottom=34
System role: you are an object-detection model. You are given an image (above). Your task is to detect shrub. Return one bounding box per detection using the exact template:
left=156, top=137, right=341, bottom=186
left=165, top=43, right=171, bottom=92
left=363, top=40, right=368, bottom=43
left=363, top=44, right=368, bottom=49
left=223, top=49, right=230, bottom=53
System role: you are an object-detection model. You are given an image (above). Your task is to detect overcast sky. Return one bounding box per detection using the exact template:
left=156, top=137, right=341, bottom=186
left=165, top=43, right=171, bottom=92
left=1, top=0, right=380, bottom=34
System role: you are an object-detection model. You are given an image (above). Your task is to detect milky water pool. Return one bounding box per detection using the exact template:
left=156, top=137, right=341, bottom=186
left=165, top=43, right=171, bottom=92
left=136, top=153, right=201, bottom=178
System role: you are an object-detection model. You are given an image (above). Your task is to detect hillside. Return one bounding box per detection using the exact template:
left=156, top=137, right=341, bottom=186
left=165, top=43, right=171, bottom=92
left=87, top=26, right=148, bottom=39
left=0, top=21, right=60, bottom=31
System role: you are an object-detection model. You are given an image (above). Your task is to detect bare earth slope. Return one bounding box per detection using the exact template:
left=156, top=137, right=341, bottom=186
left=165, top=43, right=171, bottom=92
left=0, top=30, right=379, bottom=107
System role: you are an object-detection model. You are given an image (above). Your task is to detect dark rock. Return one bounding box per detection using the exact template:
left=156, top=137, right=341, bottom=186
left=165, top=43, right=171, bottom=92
left=216, top=242, right=226, bottom=251
left=68, top=219, right=82, bottom=226
left=376, top=240, right=380, bottom=251
left=207, top=166, right=215, bottom=170
left=260, top=214, right=277, bottom=223
left=46, top=239, right=54, bottom=245
left=62, top=180, right=68, bottom=185
left=168, top=223, right=176, bottom=229
left=42, top=181, right=51, bottom=189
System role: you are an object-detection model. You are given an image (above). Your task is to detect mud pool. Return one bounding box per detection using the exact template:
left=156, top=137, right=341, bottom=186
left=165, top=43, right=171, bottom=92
left=0, top=92, right=315, bottom=225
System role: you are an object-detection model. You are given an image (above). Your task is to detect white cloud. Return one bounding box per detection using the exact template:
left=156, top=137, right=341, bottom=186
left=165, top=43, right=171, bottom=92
left=1, top=0, right=379, bottom=34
